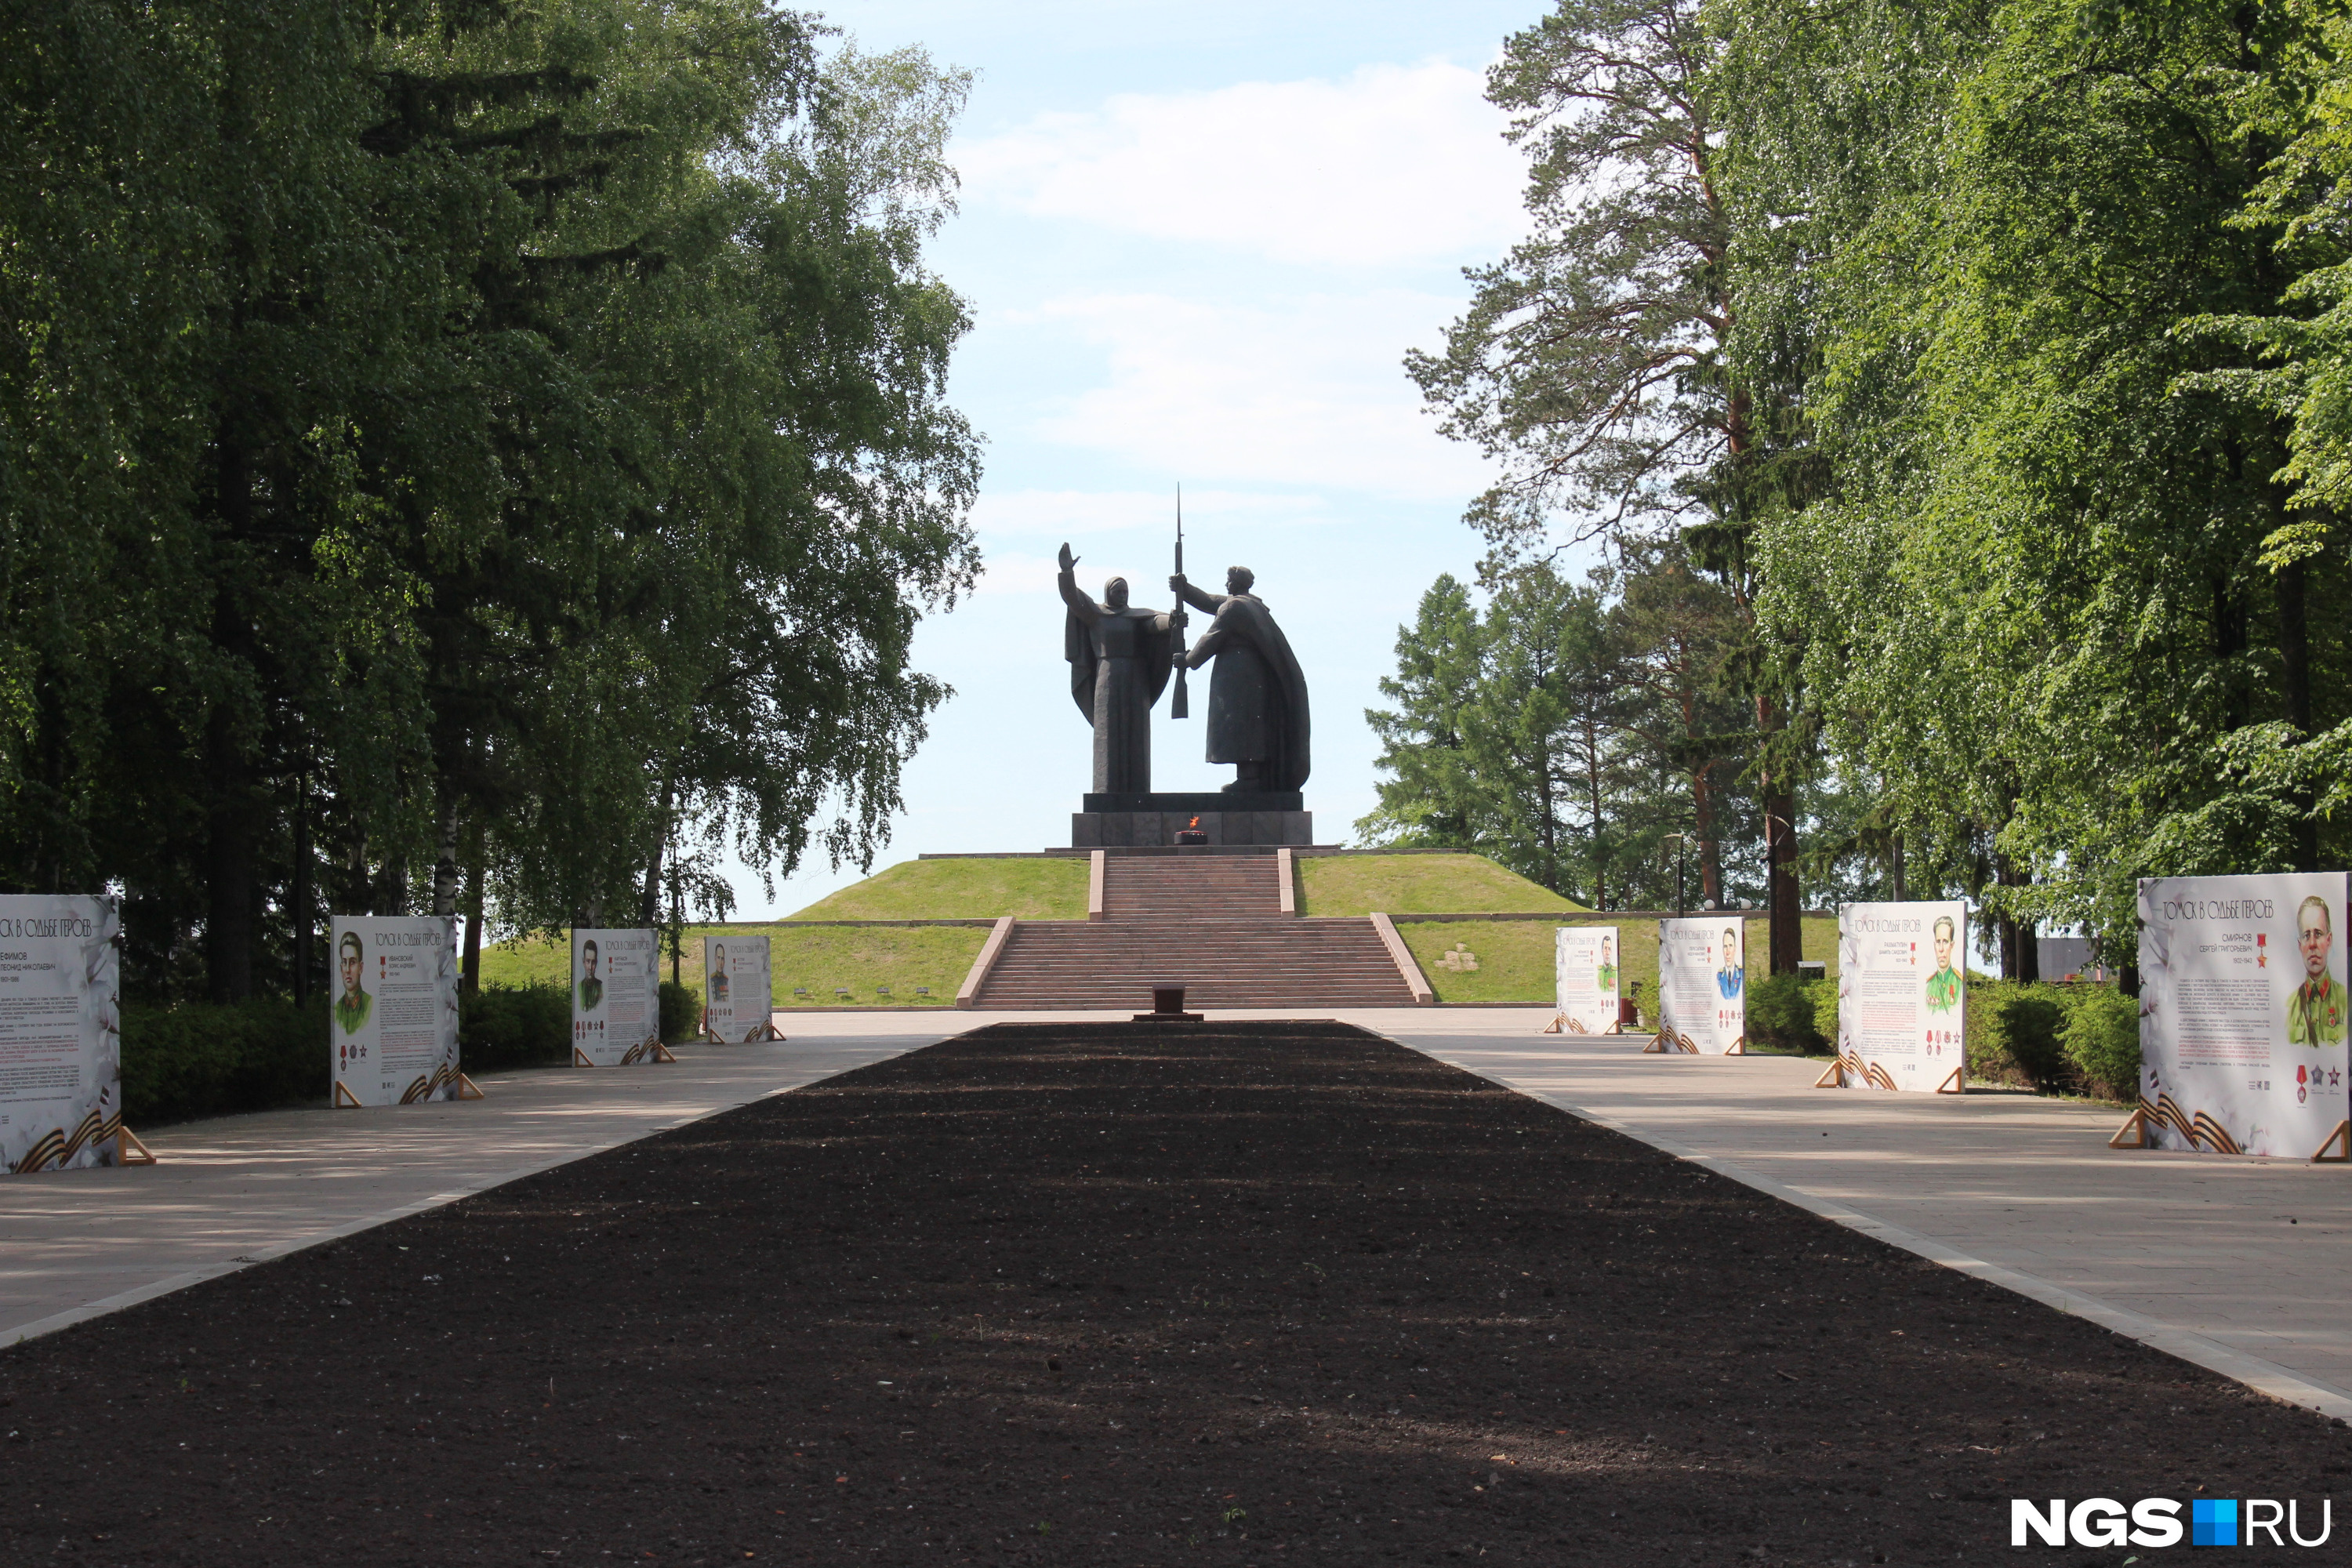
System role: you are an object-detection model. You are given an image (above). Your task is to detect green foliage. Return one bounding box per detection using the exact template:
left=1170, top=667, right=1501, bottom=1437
left=1965, top=982, right=2070, bottom=1091
left=659, top=980, right=699, bottom=1044
left=1361, top=556, right=1798, bottom=908
left=1804, top=976, right=1838, bottom=1051
left=459, top=982, right=571, bottom=1074
left=2060, top=985, right=2142, bottom=1101
left=120, top=999, right=330, bottom=1127
left=1746, top=971, right=1827, bottom=1054
left=1408, top=0, right=1733, bottom=549
left=0, top=1, right=981, bottom=1000
left=1722, top=0, right=2352, bottom=943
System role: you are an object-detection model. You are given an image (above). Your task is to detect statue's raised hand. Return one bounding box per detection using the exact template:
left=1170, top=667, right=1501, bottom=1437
left=1057, top=542, right=1077, bottom=573
left=1168, top=572, right=1187, bottom=593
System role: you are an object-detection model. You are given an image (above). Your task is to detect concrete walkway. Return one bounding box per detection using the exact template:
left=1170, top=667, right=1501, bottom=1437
left=1338, top=1009, right=2352, bottom=1424
left=11, top=1006, right=2352, bottom=1430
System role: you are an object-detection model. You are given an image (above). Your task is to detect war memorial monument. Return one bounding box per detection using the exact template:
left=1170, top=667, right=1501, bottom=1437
left=1054, top=539, right=1313, bottom=848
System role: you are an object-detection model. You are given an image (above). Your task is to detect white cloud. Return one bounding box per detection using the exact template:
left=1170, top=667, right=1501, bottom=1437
left=956, top=59, right=1525, bottom=267
left=1009, top=290, right=1496, bottom=501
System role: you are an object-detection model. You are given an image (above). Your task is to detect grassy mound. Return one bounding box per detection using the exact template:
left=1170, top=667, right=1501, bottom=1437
left=478, top=924, right=989, bottom=1010
left=1397, top=913, right=1838, bottom=1007
left=1298, top=852, right=1588, bottom=916
left=785, top=857, right=1086, bottom=920
left=739, top=925, right=988, bottom=1008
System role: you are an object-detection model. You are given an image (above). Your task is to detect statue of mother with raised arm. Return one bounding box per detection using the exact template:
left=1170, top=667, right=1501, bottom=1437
left=1057, top=542, right=1173, bottom=793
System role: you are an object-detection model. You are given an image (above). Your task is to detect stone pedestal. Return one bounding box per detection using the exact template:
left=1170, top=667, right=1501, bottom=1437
left=1071, top=791, right=1312, bottom=848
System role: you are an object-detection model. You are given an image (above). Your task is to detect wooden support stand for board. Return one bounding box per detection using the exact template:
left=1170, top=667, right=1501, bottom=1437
left=1540, top=1014, right=1563, bottom=1034
left=572, top=1046, right=594, bottom=1068
left=456, top=1073, right=484, bottom=1100
left=2107, top=1107, right=2150, bottom=1149
left=651, top=1041, right=678, bottom=1063
left=1935, top=1065, right=1965, bottom=1094
left=334, top=1081, right=364, bottom=1109
left=117, top=1127, right=156, bottom=1165
left=1813, top=1059, right=1844, bottom=1088
left=2311, top=1120, right=2351, bottom=1163
left=1642, top=1032, right=1671, bottom=1053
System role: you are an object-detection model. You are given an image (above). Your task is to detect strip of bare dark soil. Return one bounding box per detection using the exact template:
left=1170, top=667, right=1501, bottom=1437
left=2, top=1022, right=2345, bottom=1567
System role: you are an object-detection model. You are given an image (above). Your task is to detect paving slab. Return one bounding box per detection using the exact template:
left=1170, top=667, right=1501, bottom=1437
left=0, top=1011, right=1106, bottom=1347
left=1322, top=1007, right=2352, bottom=1421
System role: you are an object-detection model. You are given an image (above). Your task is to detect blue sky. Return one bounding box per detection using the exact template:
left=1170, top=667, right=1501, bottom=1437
left=735, top=0, right=1548, bottom=915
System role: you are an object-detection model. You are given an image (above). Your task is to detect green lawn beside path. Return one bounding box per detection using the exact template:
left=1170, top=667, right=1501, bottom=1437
left=1399, top=913, right=1838, bottom=1007
left=786, top=857, right=1086, bottom=920
left=476, top=924, right=988, bottom=1009
left=1298, top=853, right=1588, bottom=915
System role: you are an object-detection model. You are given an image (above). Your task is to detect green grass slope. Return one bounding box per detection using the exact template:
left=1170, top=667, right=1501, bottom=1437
left=786, top=857, right=1087, bottom=920
left=724, top=925, right=986, bottom=1008
left=1298, top=853, right=1588, bottom=916
left=477, top=924, right=988, bottom=1010
left=1398, top=914, right=1839, bottom=1007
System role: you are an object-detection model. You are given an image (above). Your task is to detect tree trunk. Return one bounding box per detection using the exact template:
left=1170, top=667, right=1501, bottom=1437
left=1586, top=725, right=1606, bottom=910
left=1764, top=780, right=1800, bottom=975
left=202, top=703, right=256, bottom=1003
left=639, top=771, right=676, bottom=929
left=461, top=840, right=485, bottom=996
left=431, top=788, right=462, bottom=918
left=376, top=853, right=408, bottom=919
left=290, top=771, right=312, bottom=1004
left=2280, top=548, right=2318, bottom=872
left=1693, top=762, right=1722, bottom=909
left=1994, top=860, right=2038, bottom=981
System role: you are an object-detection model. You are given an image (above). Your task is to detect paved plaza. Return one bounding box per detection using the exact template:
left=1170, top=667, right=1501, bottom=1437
left=7, top=1006, right=2349, bottom=1431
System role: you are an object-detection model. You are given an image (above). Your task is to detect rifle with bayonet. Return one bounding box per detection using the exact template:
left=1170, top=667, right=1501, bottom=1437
left=1170, top=486, right=1189, bottom=719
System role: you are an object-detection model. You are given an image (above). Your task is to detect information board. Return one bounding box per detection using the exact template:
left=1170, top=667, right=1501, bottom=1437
left=2139, top=873, right=2350, bottom=1157
left=1554, top=927, right=1621, bottom=1035
left=0, top=895, right=120, bottom=1175
left=1834, top=901, right=1968, bottom=1093
left=1656, top=916, right=1745, bottom=1054
left=573, top=927, right=660, bottom=1066
left=702, top=934, right=773, bottom=1042
left=329, top=915, right=461, bottom=1107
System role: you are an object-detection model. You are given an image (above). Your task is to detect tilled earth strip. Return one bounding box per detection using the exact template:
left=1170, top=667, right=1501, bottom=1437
left=2, top=1020, right=2346, bottom=1566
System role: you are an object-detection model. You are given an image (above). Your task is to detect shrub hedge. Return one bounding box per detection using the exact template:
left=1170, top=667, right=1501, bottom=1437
left=1738, top=971, right=2134, bottom=1102
left=1745, top=971, right=1826, bottom=1053
left=119, top=997, right=328, bottom=1127
left=1963, top=980, right=2068, bottom=1089
left=1743, top=971, right=1842, bottom=1054
left=459, top=982, right=572, bottom=1073
left=120, top=975, right=706, bottom=1127
left=659, top=979, right=699, bottom=1044
left=2060, top=985, right=2142, bottom=1101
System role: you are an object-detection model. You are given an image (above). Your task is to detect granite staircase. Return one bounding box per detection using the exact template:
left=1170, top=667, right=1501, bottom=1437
left=968, top=853, right=1424, bottom=1011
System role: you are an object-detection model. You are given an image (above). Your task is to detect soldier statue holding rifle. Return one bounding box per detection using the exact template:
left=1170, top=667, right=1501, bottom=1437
left=1169, top=553, right=1311, bottom=793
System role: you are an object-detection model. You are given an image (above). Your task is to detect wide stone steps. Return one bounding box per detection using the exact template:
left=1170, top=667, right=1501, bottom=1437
left=973, top=916, right=1414, bottom=1010
left=1098, top=855, right=1285, bottom=918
